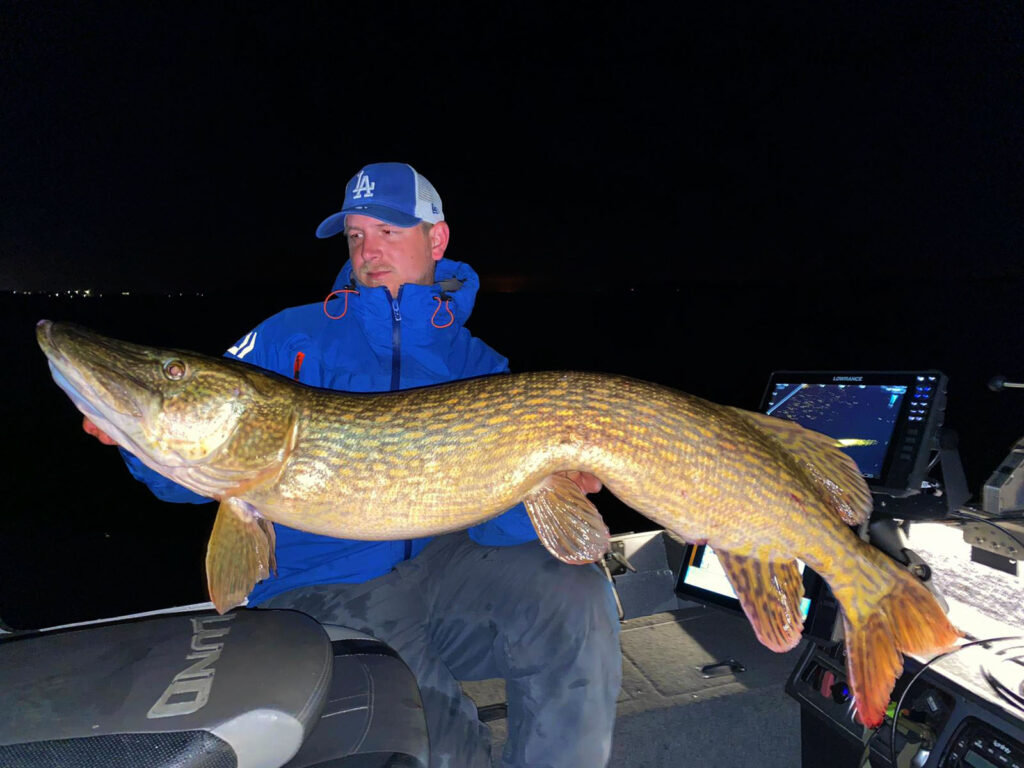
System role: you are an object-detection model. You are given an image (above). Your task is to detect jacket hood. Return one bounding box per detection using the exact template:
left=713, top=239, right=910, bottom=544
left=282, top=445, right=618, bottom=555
left=330, top=257, right=481, bottom=327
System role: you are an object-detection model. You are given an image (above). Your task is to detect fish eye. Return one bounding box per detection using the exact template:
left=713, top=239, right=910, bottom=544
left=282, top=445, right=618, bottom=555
left=163, top=359, right=187, bottom=380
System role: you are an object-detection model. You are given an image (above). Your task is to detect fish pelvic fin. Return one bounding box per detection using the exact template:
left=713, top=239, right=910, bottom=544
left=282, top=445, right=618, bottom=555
left=717, top=551, right=805, bottom=652
left=205, top=497, right=277, bottom=614
left=522, top=473, right=610, bottom=564
left=730, top=408, right=873, bottom=525
left=840, top=555, right=963, bottom=728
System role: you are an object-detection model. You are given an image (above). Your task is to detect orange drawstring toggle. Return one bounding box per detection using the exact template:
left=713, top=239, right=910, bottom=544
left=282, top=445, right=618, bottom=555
left=431, top=296, right=455, bottom=329
left=323, top=288, right=359, bottom=320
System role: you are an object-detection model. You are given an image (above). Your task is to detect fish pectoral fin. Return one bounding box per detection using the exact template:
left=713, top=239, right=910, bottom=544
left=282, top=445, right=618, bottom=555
left=730, top=408, right=873, bottom=526
left=206, top=497, right=277, bottom=614
left=716, top=550, right=805, bottom=652
left=522, top=473, right=610, bottom=564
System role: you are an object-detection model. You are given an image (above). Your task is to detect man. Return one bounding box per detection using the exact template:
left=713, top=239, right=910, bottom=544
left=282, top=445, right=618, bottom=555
left=85, top=162, right=622, bottom=767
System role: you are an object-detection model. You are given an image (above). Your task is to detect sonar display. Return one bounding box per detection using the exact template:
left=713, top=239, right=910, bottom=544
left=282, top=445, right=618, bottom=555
left=764, top=383, right=907, bottom=479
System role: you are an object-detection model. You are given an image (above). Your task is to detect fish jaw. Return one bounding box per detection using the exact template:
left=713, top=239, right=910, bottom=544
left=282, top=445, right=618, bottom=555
left=36, top=320, right=293, bottom=498
left=38, top=320, right=165, bottom=457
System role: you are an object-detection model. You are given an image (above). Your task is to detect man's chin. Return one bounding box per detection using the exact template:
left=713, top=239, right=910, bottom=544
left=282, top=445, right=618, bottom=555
left=359, top=271, right=390, bottom=285
left=356, top=274, right=399, bottom=295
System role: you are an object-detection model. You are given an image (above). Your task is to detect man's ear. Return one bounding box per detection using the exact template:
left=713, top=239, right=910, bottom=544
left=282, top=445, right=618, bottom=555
left=430, top=221, right=450, bottom=261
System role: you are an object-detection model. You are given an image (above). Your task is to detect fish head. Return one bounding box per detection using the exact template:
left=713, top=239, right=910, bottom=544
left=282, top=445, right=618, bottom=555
left=36, top=320, right=289, bottom=490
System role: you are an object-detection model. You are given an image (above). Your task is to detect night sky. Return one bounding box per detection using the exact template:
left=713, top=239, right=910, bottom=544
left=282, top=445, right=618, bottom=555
left=4, top=2, right=1023, bottom=294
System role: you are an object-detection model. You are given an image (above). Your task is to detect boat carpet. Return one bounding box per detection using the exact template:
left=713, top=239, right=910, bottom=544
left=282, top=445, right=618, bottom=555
left=462, top=605, right=803, bottom=767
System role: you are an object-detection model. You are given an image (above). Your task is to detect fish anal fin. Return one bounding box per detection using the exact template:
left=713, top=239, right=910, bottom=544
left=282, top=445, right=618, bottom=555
left=731, top=408, right=873, bottom=526
left=522, top=474, right=610, bottom=564
left=842, top=565, right=963, bottom=727
left=717, top=550, right=805, bottom=653
left=205, top=497, right=276, bottom=614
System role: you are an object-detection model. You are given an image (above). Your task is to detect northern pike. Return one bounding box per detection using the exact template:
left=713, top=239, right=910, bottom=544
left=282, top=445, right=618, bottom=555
left=36, top=319, right=961, bottom=726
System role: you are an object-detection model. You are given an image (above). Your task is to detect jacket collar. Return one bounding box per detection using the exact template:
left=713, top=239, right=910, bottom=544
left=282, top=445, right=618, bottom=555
left=329, top=257, right=481, bottom=328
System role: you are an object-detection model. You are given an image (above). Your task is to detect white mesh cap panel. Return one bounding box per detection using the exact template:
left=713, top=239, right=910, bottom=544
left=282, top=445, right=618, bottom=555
left=411, top=166, right=445, bottom=223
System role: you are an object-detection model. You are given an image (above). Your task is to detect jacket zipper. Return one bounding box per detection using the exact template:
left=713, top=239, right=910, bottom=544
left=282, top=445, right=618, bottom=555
left=389, top=288, right=402, bottom=392
left=389, top=288, right=413, bottom=560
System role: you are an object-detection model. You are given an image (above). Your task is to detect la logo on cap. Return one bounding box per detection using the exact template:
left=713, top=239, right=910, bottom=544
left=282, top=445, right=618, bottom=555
left=352, top=170, right=375, bottom=200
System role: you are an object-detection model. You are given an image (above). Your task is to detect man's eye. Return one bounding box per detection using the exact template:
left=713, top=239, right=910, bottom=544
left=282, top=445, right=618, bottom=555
left=347, top=232, right=362, bottom=241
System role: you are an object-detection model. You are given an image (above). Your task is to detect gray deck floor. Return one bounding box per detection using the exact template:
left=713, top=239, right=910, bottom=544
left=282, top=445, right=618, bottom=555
left=463, top=605, right=803, bottom=768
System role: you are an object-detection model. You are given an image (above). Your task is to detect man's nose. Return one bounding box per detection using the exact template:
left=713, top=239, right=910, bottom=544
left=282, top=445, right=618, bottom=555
left=361, top=232, right=384, bottom=257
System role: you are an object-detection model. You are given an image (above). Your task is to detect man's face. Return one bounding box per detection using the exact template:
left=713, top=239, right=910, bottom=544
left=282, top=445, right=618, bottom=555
left=344, top=213, right=446, bottom=297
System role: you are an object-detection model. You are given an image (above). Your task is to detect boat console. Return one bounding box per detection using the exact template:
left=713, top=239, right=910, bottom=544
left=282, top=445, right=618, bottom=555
left=790, top=633, right=1024, bottom=768
left=0, top=608, right=428, bottom=767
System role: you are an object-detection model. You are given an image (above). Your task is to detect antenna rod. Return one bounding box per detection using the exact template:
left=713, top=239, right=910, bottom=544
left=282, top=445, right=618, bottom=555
left=988, top=375, right=1024, bottom=392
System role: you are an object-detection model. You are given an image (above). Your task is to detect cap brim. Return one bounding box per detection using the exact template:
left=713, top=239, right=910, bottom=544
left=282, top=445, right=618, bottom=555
left=315, top=205, right=422, bottom=238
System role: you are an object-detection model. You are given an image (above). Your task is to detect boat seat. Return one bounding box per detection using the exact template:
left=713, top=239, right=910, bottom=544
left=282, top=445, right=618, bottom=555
left=0, top=608, right=428, bottom=768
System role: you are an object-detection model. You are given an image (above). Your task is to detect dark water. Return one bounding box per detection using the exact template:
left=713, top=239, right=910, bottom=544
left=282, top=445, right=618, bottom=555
left=4, top=280, right=1023, bottom=628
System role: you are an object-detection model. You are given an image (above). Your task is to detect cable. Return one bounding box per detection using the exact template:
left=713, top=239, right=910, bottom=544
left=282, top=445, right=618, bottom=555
left=950, top=507, right=1024, bottom=523
left=945, top=508, right=1024, bottom=552
left=888, top=635, right=1023, bottom=768
left=980, top=666, right=1024, bottom=716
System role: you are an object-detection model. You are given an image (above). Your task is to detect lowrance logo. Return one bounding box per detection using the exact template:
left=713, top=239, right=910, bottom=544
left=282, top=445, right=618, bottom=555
left=147, top=614, right=236, bottom=719
left=832, top=376, right=863, bottom=382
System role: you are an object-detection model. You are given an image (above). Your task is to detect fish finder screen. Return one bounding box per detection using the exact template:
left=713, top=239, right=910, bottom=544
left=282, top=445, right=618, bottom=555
left=763, top=382, right=908, bottom=479
left=758, top=370, right=945, bottom=495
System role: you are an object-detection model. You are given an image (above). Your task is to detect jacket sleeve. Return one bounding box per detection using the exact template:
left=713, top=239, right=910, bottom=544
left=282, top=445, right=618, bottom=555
left=460, top=342, right=539, bottom=547
left=116, top=321, right=276, bottom=505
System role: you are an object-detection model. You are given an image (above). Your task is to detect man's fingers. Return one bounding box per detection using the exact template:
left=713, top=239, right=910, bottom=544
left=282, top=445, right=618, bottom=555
left=561, top=470, right=603, bottom=495
left=82, top=416, right=118, bottom=445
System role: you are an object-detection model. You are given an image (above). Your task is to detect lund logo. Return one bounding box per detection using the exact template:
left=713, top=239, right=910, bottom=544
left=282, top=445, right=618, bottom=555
left=352, top=170, right=375, bottom=199
left=147, top=614, right=236, bottom=719
left=832, top=376, right=863, bottom=382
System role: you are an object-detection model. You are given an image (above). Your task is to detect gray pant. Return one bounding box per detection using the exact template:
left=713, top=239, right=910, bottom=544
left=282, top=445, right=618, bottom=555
left=260, top=532, right=622, bottom=768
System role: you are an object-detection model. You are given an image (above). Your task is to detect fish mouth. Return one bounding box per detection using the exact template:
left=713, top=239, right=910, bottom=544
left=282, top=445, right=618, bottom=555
left=37, top=321, right=245, bottom=487
left=36, top=319, right=151, bottom=449
left=47, top=361, right=104, bottom=420
left=37, top=321, right=102, bottom=416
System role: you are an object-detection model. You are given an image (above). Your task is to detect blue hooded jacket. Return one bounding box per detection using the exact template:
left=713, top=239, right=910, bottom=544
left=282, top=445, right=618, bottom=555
left=121, top=257, right=538, bottom=604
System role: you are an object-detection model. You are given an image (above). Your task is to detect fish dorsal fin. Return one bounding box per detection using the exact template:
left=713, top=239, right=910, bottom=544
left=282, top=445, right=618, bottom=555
left=731, top=408, right=873, bottom=525
left=206, top=497, right=277, bottom=614
left=716, top=550, right=805, bottom=652
left=522, top=474, right=610, bottom=564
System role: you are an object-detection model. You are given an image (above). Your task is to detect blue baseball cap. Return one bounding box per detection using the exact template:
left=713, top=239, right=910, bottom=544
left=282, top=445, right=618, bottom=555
left=316, top=162, right=445, bottom=239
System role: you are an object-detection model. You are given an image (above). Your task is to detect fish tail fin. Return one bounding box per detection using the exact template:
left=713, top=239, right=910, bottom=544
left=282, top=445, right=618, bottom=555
left=840, top=555, right=962, bottom=727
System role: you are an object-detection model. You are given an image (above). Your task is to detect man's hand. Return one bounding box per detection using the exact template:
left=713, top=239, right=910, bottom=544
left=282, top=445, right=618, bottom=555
left=82, top=416, right=118, bottom=446
left=561, top=470, right=602, bottom=495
